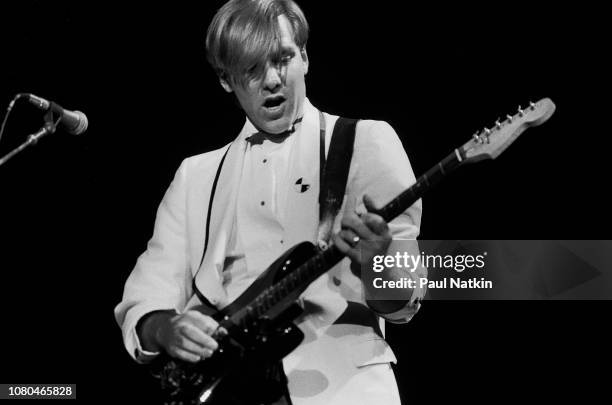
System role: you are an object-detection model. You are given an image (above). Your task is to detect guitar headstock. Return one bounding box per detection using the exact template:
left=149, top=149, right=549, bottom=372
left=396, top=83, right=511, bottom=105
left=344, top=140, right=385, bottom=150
left=461, top=98, right=556, bottom=163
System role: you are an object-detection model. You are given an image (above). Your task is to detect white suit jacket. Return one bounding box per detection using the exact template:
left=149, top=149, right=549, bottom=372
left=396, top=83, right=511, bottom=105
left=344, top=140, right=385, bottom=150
left=115, top=100, right=425, bottom=404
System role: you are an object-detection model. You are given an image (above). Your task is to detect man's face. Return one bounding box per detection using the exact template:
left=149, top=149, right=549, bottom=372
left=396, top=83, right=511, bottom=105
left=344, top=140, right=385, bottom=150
left=221, top=15, right=308, bottom=135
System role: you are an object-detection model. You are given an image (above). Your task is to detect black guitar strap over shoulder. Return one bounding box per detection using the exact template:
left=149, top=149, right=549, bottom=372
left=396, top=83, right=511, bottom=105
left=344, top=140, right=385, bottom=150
left=318, top=115, right=359, bottom=247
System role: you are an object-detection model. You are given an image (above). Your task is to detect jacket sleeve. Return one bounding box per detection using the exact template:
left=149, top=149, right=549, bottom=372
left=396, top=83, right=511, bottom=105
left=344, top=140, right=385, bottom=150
left=351, top=120, right=426, bottom=323
left=114, top=159, right=193, bottom=363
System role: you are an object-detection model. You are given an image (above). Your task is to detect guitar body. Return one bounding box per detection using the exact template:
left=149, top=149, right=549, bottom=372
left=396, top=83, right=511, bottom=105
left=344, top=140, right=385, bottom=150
left=150, top=241, right=319, bottom=405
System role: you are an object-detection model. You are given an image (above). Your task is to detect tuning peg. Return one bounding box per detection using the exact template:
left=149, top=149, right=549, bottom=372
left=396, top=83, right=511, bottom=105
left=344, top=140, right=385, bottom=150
left=506, top=114, right=513, bottom=123
left=473, top=132, right=484, bottom=144
left=484, top=128, right=492, bottom=143
left=495, top=120, right=502, bottom=130
left=529, top=101, right=536, bottom=110
left=517, top=106, right=525, bottom=117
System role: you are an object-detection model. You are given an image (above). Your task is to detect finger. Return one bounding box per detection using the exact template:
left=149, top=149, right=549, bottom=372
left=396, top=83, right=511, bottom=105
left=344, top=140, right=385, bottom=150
left=362, top=213, right=390, bottom=237
left=339, top=228, right=360, bottom=247
left=175, top=335, right=209, bottom=357
left=340, top=211, right=360, bottom=228
left=185, top=311, right=219, bottom=335
left=180, top=323, right=219, bottom=351
left=200, top=348, right=215, bottom=360
left=363, top=194, right=381, bottom=213
left=333, top=233, right=360, bottom=263
left=341, top=213, right=377, bottom=240
left=170, top=347, right=202, bottom=364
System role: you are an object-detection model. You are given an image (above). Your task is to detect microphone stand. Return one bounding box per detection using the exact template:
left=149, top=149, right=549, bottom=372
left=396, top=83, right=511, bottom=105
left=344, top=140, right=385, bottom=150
left=0, top=110, right=58, bottom=168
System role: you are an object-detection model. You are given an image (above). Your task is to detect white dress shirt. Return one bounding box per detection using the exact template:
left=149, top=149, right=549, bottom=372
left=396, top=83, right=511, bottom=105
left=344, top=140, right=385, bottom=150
left=224, top=127, right=299, bottom=302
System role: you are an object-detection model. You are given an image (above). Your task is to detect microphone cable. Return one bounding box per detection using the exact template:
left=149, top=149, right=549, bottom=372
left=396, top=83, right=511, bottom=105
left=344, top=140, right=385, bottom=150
left=0, top=93, right=27, bottom=145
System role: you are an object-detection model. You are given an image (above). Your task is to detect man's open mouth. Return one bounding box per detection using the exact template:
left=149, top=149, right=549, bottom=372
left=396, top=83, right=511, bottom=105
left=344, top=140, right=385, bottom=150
left=263, top=96, right=286, bottom=109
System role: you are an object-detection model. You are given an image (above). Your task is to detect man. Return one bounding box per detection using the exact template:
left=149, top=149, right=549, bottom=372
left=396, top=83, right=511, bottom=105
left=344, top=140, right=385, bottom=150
left=115, top=1, right=425, bottom=404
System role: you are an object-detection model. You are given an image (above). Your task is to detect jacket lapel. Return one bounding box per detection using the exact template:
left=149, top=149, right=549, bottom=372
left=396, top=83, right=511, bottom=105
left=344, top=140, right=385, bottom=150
left=193, top=124, right=250, bottom=308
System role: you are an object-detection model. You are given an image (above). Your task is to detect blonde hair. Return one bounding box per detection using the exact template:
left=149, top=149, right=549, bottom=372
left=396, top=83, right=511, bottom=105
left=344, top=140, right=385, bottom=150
left=206, top=0, right=309, bottom=87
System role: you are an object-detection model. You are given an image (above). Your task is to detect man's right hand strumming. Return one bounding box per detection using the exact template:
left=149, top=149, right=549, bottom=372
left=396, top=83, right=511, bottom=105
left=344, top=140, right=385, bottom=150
left=138, top=310, right=220, bottom=363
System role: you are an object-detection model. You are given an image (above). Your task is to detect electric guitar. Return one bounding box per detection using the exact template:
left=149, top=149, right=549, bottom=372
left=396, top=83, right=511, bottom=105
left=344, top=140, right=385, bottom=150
left=149, top=98, right=556, bottom=405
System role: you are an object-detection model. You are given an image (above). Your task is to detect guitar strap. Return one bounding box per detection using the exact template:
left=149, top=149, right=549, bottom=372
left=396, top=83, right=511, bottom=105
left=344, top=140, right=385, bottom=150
left=318, top=113, right=359, bottom=248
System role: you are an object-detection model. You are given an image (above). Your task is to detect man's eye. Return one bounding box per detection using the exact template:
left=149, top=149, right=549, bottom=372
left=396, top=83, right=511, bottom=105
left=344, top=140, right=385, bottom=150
left=281, top=54, right=293, bottom=64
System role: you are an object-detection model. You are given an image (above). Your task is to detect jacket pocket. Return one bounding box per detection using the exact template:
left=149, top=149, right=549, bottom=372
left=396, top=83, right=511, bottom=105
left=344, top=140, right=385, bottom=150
left=350, top=336, right=397, bottom=367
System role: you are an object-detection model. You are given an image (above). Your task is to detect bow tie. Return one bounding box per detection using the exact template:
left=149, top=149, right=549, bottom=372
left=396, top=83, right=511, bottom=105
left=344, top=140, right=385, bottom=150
left=246, top=117, right=304, bottom=145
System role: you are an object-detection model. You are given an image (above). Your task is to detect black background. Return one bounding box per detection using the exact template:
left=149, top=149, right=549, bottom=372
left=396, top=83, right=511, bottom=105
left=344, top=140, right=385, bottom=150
left=0, top=1, right=610, bottom=403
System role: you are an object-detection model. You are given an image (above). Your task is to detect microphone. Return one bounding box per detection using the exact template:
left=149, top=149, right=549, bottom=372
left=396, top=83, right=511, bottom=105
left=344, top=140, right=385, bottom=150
left=25, top=94, right=88, bottom=135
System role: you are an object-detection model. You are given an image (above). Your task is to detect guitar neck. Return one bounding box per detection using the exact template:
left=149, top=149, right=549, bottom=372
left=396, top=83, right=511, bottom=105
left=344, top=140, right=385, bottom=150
left=377, top=148, right=465, bottom=222
left=239, top=148, right=466, bottom=323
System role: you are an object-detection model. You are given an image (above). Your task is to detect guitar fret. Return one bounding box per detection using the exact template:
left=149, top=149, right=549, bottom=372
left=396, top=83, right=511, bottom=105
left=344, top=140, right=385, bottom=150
left=280, top=278, right=288, bottom=295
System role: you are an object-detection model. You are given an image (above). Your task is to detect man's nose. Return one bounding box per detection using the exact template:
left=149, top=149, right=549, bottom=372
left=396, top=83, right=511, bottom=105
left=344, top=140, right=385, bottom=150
left=263, top=63, right=283, bottom=92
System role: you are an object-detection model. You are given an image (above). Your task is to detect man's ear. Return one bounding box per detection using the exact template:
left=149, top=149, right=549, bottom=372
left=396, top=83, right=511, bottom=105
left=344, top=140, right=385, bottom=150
left=301, top=47, right=309, bottom=75
left=219, top=76, right=233, bottom=93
